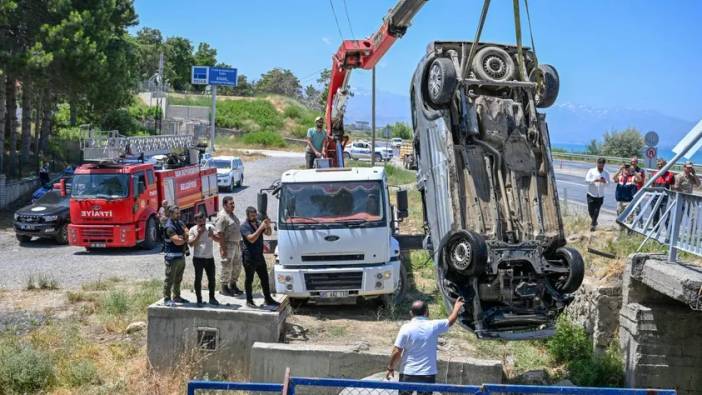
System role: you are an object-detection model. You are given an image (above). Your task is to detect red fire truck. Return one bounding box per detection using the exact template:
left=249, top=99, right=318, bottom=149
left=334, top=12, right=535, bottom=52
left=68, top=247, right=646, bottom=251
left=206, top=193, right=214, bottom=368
left=67, top=130, right=218, bottom=250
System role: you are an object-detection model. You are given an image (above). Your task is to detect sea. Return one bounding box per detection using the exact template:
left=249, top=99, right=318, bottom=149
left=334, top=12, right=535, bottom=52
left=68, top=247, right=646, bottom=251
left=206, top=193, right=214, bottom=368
left=551, top=142, right=702, bottom=165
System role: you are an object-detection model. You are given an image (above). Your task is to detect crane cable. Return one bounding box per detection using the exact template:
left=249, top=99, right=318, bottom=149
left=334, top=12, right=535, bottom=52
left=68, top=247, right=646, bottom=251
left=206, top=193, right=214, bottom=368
left=328, top=0, right=345, bottom=40
left=524, top=0, right=537, bottom=56
left=461, top=0, right=492, bottom=79
left=342, top=0, right=356, bottom=40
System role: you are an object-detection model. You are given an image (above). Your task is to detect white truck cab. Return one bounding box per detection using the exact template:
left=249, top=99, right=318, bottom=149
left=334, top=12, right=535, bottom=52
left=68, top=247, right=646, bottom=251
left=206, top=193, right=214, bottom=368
left=270, top=167, right=406, bottom=304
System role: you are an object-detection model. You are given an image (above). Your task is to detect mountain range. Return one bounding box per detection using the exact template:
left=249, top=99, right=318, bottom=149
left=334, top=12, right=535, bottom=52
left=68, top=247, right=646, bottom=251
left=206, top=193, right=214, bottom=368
left=345, top=89, right=696, bottom=149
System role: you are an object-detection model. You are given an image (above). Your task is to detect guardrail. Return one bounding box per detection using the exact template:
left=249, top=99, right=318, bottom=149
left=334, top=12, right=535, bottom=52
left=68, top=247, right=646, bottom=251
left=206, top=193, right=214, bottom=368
left=187, top=377, right=676, bottom=395
left=551, top=152, right=699, bottom=173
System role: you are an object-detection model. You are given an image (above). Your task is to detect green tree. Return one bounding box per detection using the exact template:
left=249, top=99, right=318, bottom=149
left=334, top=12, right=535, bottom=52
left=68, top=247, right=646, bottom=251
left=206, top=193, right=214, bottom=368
left=134, top=27, right=164, bottom=82
left=585, top=139, right=601, bottom=155
left=317, top=68, right=331, bottom=109
left=391, top=122, right=413, bottom=139
left=255, top=68, right=301, bottom=97
left=601, top=128, right=644, bottom=158
left=231, top=74, right=254, bottom=96
left=163, top=36, right=194, bottom=91
left=193, top=42, right=217, bottom=67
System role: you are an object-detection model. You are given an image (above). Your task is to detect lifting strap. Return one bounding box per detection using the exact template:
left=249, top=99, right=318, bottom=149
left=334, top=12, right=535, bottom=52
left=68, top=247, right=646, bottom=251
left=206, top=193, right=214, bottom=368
left=462, top=0, right=491, bottom=79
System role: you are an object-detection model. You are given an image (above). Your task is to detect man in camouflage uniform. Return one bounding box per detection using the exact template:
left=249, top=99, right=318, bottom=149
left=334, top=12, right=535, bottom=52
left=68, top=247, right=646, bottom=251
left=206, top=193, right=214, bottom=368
left=215, top=196, right=243, bottom=296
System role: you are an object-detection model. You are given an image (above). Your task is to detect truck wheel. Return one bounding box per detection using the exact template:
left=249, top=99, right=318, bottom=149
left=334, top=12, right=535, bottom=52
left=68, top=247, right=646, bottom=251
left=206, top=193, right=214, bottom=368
left=16, top=234, right=31, bottom=243
left=531, top=64, right=560, bottom=108
left=472, top=46, right=515, bottom=82
left=141, top=217, right=158, bottom=250
left=380, top=262, right=408, bottom=307
left=548, top=246, right=585, bottom=293
left=443, top=230, right=487, bottom=277
left=425, top=57, right=457, bottom=106
left=290, top=298, right=308, bottom=309
left=54, top=224, right=68, bottom=245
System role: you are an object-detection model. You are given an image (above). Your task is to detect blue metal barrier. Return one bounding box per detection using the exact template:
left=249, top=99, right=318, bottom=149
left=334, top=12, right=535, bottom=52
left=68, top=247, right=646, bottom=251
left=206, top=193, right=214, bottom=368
left=187, top=377, right=677, bottom=395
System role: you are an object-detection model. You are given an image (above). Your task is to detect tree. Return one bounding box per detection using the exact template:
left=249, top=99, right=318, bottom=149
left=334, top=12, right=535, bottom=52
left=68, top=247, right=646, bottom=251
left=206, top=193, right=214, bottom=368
left=134, top=27, right=164, bottom=82
left=391, top=122, right=413, bottom=139
left=601, top=128, right=644, bottom=158
left=317, top=68, right=331, bottom=109
left=585, top=139, right=601, bottom=155
left=231, top=74, right=254, bottom=96
left=163, top=37, right=194, bottom=91
left=193, top=42, right=217, bottom=67
left=255, top=68, right=301, bottom=97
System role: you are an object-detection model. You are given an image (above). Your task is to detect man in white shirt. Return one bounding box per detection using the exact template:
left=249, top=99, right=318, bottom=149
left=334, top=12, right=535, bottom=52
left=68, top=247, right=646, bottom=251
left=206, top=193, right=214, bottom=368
left=188, top=212, right=220, bottom=306
left=585, top=157, right=610, bottom=231
left=385, top=297, right=465, bottom=394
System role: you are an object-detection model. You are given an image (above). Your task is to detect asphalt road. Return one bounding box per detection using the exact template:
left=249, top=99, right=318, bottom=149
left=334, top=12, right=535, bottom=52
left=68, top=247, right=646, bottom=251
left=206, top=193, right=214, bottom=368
left=0, top=152, right=609, bottom=290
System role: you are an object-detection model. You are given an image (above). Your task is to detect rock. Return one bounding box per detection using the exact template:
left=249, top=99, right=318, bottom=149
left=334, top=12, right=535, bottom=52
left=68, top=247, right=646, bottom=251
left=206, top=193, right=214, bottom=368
left=513, top=369, right=549, bottom=385
left=350, top=340, right=370, bottom=352
left=554, top=379, right=574, bottom=386
left=126, top=321, right=146, bottom=334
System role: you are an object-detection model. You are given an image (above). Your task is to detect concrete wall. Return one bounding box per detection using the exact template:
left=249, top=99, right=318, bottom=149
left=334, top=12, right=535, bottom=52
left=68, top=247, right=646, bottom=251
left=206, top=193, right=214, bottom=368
left=250, top=342, right=503, bottom=387
left=566, top=279, right=622, bottom=353
left=619, top=254, right=702, bottom=394
left=147, top=294, right=287, bottom=376
left=0, top=175, right=39, bottom=209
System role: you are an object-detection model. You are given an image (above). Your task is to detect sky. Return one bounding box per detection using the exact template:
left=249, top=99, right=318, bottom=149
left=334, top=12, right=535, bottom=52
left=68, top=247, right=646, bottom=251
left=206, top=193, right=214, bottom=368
left=133, top=0, right=702, bottom=122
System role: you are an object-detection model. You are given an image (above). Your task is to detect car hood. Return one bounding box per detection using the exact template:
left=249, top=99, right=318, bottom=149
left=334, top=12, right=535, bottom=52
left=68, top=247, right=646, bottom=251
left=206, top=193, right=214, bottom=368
left=216, top=169, right=231, bottom=175
left=16, top=203, right=68, bottom=217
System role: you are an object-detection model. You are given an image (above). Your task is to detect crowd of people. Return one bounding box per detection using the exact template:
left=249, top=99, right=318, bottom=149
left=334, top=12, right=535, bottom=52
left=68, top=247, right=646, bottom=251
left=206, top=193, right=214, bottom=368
left=158, top=196, right=280, bottom=309
left=585, top=156, right=699, bottom=231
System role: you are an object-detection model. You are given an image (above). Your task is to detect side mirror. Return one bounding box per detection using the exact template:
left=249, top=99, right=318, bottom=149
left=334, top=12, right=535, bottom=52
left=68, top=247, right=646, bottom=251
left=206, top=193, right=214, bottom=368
left=257, top=192, right=268, bottom=220
left=396, top=189, right=408, bottom=219
left=54, top=179, right=67, bottom=197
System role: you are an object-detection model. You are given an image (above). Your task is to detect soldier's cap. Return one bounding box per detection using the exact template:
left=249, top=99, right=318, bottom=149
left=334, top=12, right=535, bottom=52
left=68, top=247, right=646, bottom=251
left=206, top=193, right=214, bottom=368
left=684, top=160, right=694, bottom=168
left=315, top=116, right=324, bottom=123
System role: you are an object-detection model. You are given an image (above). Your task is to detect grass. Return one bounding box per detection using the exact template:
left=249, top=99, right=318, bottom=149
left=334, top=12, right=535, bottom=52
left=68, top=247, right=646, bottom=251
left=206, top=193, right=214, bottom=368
left=26, top=273, right=59, bottom=291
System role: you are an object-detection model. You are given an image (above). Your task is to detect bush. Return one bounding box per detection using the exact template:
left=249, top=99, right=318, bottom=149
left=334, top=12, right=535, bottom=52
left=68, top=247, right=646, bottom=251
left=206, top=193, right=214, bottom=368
left=0, top=341, right=54, bottom=394
left=283, top=105, right=303, bottom=119
left=601, top=128, right=643, bottom=158
left=100, top=290, right=129, bottom=315
left=547, top=317, right=591, bottom=363
left=100, top=108, right=141, bottom=135
left=391, top=122, right=413, bottom=139
left=216, top=99, right=283, bottom=131
left=241, top=131, right=286, bottom=147
left=65, top=359, right=99, bottom=387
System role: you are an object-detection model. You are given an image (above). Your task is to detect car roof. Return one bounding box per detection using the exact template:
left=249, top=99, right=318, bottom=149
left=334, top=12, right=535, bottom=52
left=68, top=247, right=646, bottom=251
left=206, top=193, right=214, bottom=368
left=211, top=156, right=241, bottom=161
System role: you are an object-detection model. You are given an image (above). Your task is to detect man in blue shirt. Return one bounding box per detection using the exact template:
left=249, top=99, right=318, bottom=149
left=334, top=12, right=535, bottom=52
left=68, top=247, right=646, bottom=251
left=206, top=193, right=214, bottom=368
left=386, top=297, right=465, bottom=394
left=305, top=116, right=328, bottom=169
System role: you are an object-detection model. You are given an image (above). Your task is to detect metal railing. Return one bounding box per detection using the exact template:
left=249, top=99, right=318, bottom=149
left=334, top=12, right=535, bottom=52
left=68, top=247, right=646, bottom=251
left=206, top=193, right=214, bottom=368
left=187, top=377, right=676, bottom=395
left=617, top=187, right=702, bottom=261
left=80, top=127, right=195, bottom=161
left=551, top=152, right=699, bottom=174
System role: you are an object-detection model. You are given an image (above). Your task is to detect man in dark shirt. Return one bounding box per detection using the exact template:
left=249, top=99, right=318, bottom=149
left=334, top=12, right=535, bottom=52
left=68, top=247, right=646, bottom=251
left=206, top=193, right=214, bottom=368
left=163, top=206, right=190, bottom=306
left=240, top=206, right=279, bottom=308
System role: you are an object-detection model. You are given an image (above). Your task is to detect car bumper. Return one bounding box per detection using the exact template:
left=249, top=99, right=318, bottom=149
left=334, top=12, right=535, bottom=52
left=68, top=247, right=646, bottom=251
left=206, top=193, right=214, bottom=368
left=273, top=261, right=400, bottom=298
left=14, top=222, right=61, bottom=237
left=217, top=177, right=231, bottom=187
left=68, top=224, right=137, bottom=248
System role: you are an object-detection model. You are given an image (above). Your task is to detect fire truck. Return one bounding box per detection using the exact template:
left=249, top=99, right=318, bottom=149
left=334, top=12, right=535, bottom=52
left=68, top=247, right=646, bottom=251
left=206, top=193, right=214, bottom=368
left=67, top=129, right=218, bottom=250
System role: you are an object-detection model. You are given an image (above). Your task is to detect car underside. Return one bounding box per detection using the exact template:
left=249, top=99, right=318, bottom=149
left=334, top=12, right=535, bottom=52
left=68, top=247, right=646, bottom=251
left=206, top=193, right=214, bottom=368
left=411, top=41, right=584, bottom=340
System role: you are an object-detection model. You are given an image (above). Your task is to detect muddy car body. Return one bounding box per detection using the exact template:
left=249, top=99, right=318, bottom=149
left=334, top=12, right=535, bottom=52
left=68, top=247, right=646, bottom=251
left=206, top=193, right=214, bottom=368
left=410, top=41, right=584, bottom=339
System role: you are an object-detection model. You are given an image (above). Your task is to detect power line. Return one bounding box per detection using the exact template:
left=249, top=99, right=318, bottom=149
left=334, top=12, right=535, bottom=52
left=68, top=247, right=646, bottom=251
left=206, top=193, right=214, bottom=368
left=328, top=0, right=345, bottom=40
left=342, top=0, right=355, bottom=39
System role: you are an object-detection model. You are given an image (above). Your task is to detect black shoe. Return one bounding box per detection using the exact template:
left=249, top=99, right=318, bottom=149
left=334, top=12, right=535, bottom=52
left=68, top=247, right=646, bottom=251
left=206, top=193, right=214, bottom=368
left=220, top=285, right=234, bottom=297
left=230, top=285, right=244, bottom=296
left=590, top=225, right=596, bottom=232
left=196, top=302, right=203, bottom=308
left=246, top=300, right=258, bottom=308
left=173, top=296, right=190, bottom=304
left=265, top=299, right=280, bottom=307
left=163, top=297, right=171, bottom=304
left=209, top=297, right=220, bottom=306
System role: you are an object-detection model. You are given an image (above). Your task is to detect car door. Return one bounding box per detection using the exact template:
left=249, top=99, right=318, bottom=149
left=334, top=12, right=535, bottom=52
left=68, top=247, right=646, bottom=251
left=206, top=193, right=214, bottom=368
left=236, top=159, right=244, bottom=182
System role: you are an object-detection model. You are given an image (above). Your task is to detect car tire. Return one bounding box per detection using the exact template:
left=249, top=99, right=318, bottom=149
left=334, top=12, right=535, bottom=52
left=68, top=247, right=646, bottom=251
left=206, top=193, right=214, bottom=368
left=228, top=177, right=235, bottom=193
left=530, top=64, right=560, bottom=108
left=343, top=152, right=351, bottom=160
left=472, top=46, right=515, bottom=82
left=549, top=246, right=585, bottom=293
left=16, top=234, right=31, bottom=243
left=54, top=224, right=68, bottom=245
left=373, top=153, right=383, bottom=163
left=443, top=230, right=487, bottom=277
left=141, top=217, right=158, bottom=250
left=425, top=57, right=457, bottom=106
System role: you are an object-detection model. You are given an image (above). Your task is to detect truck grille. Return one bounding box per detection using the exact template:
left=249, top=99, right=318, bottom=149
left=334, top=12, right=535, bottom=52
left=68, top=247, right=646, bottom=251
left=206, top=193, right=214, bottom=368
left=17, top=215, right=43, bottom=223
left=82, top=228, right=114, bottom=242
left=304, top=272, right=363, bottom=291
left=301, top=254, right=364, bottom=262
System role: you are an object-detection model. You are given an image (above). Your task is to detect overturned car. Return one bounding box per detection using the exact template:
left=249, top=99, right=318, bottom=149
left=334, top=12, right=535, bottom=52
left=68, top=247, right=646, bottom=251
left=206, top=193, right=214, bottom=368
left=410, top=41, right=584, bottom=339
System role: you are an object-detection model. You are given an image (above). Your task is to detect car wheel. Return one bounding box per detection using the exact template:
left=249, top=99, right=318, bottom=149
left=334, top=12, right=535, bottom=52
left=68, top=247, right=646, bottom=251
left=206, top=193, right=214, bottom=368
left=54, top=224, right=68, bottom=245
left=442, top=230, right=487, bottom=276
left=239, top=175, right=244, bottom=187
left=548, top=246, right=585, bottom=293
left=472, top=46, right=515, bottom=82
left=530, top=64, right=560, bottom=108
left=374, top=153, right=382, bottom=163
left=425, top=57, right=457, bottom=106
left=141, top=217, right=158, bottom=250
left=16, top=234, right=31, bottom=243
left=343, top=152, right=351, bottom=160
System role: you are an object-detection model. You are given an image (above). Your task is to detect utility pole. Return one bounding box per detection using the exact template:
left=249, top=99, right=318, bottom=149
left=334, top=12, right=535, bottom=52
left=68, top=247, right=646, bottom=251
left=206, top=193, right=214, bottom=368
left=371, top=67, right=376, bottom=167
left=210, top=85, right=217, bottom=152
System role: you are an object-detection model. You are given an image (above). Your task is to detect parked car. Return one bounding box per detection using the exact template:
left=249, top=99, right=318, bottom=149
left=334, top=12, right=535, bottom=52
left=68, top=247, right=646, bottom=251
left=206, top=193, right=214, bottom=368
left=14, top=190, right=71, bottom=244
left=31, top=174, right=73, bottom=202
left=391, top=137, right=403, bottom=148
left=344, top=141, right=393, bottom=162
left=208, top=156, right=244, bottom=192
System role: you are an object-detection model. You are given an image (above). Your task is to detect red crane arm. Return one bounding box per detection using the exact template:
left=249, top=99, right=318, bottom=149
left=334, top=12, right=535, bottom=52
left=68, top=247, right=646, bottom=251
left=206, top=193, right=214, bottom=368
left=323, top=0, right=428, bottom=167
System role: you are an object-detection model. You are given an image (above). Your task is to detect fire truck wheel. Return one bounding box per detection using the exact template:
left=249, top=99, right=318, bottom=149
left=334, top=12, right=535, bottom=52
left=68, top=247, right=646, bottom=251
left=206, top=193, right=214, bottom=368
left=141, top=217, right=158, bottom=250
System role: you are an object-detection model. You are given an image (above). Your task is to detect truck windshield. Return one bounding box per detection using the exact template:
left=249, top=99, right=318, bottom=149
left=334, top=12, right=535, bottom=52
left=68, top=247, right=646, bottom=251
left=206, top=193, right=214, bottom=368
left=279, top=181, right=384, bottom=226
left=71, top=174, right=130, bottom=199
left=211, top=160, right=231, bottom=170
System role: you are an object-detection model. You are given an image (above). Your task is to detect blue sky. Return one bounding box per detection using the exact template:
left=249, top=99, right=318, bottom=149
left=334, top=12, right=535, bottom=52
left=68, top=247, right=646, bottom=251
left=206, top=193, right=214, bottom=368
left=133, top=0, right=702, bottom=122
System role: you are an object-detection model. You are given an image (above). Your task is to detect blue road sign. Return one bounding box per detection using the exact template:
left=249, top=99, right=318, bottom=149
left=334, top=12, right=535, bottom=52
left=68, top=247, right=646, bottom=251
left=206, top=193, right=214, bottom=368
left=208, top=67, right=237, bottom=86
left=191, top=66, right=209, bottom=85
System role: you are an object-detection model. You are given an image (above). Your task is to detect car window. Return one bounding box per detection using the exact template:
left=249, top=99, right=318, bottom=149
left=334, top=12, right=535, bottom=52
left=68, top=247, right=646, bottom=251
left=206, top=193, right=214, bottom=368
left=136, top=172, right=147, bottom=194
left=146, top=170, right=155, bottom=185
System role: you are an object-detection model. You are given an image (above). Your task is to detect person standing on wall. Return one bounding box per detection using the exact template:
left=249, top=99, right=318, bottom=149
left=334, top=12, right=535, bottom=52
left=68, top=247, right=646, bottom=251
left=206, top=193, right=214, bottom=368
left=584, top=157, right=609, bottom=231
left=305, top=116, right=328, bottom=169
left=188, top=212, right=220, bottom=307
left=215, top=196, right=244, bottom=296
left=163, top=206, right=189, bottom=306
left=385, top=298, right=465, bottom=394
left=240, top=206, right=279, bottom=308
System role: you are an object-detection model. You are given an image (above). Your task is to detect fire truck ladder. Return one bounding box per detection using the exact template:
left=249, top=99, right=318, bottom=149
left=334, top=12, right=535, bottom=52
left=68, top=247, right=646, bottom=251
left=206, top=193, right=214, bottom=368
left=80, top=128, right=195, bottom=161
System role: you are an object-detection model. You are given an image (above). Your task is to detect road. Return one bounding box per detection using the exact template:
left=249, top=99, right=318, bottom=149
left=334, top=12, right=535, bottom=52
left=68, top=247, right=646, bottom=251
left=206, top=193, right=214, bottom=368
left=552, top=159, right=618, bottom=214
left=0, top=151, right=610, bottom=290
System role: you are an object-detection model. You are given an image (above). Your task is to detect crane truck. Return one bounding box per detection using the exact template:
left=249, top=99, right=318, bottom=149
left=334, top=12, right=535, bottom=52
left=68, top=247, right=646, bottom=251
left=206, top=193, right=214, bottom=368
left=267, top=0, right=584, bottom=339
left=67, top=129, right=218, bottom=250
